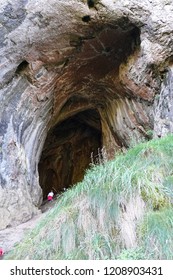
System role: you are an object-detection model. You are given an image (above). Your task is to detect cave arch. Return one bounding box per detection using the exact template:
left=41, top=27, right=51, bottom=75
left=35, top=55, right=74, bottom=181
left=0, top=0, right=170, bottom=233
left=38, top=109, right=102, bottom=198
left=37, top=23, right=142, bottom=199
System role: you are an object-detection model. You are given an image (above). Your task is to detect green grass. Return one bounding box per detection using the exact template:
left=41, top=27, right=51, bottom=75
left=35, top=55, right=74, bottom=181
left=138, top=208, right=173, bottom=259
left=5, top=134, right=173, bottom=259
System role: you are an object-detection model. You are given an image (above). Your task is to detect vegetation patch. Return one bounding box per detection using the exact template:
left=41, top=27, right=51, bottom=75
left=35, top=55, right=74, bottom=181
left=5, top=135, right=173, bottom=259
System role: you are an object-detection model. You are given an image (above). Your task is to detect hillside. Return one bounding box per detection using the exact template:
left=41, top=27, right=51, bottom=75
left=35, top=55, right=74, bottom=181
left=1, top=0, right=173, bottom=230
left=5, top=135, right=173, bottom=260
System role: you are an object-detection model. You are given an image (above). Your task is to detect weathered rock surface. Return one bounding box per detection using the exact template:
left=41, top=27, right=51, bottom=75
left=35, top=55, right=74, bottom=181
left=0, top=0, right=173, bottom=229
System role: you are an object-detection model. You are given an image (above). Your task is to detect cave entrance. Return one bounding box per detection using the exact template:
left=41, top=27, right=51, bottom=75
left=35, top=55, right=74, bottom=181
left=38, top=109, right=102, bottom=198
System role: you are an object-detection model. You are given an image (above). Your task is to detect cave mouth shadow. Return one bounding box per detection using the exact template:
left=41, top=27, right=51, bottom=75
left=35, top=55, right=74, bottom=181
left=38, top=109, right=102, bottom=199
left=38, top=24, right=141, bottom=200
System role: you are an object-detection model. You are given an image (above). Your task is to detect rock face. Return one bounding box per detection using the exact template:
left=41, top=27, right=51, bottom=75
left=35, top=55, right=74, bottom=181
left=0, top=0, right=173, bottom=229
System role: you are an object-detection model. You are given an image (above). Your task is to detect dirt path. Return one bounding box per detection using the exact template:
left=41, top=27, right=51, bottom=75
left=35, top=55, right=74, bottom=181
left=0, top=199, right=57, bottom=258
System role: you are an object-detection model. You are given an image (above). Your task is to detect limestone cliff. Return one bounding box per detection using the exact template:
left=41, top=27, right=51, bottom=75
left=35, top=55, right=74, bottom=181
left=0, top=0, right=173, bottom=229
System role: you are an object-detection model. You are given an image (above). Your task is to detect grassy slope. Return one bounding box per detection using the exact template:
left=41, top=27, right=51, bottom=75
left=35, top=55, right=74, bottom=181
left=5, top=135, right=173, bottom=259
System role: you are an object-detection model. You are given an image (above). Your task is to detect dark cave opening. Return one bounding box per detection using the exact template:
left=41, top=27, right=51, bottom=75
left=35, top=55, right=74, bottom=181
left=15, top=60, right=29, bottom=74
left=38, top=24, right=141, bottom=200
left=38, top=109, right=102, bottom=198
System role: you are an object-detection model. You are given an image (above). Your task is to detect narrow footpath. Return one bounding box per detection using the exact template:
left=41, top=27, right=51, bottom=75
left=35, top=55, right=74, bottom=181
left=0, top=199, right=57, bottom=258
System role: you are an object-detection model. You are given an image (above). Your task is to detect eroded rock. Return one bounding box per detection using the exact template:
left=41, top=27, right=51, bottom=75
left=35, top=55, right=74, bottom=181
left=0, top=0, right=173, bottom=229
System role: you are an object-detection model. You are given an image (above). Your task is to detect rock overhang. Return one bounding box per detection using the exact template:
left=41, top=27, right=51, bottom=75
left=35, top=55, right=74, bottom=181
left=1, top=0, right=173, bottom=229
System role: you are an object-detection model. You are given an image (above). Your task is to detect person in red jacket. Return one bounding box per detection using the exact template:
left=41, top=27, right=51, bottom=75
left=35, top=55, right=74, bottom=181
left=47, top=190, right=54, bottom=201
left=0, top=248, right=4, bottom=259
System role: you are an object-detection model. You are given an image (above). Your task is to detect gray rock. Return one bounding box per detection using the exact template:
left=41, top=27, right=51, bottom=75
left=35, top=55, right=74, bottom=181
left=0, top=0, right=173, bottom=229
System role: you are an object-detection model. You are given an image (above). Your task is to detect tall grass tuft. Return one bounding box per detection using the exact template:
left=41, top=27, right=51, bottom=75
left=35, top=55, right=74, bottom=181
left=138, top=208, right=173, bottom=259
